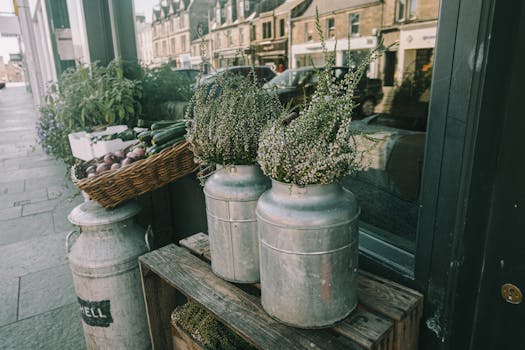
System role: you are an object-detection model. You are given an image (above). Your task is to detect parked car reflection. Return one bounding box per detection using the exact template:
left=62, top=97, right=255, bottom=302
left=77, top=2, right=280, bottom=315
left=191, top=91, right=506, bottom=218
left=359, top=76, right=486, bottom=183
left=264, top=66, right=383, bottom=116
left=343, top=114, right=426, bottom=246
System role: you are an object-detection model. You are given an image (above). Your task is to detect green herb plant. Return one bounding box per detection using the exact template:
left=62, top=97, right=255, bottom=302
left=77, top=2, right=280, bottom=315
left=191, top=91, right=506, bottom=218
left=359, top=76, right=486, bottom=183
left=37, top=60, right=142, bottom=166
left=140, top=65, right=192, bottom=120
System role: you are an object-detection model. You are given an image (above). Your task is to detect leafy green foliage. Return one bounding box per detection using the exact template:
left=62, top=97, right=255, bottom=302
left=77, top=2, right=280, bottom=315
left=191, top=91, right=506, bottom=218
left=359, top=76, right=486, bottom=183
left=37, top=60, right=142, bottom=166
left=140, top=65, right=192, bottom=120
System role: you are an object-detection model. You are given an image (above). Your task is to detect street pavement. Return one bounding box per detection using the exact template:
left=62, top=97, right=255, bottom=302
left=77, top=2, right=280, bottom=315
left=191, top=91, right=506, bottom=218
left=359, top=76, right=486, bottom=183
left=0, top=86, right=85, bottom=349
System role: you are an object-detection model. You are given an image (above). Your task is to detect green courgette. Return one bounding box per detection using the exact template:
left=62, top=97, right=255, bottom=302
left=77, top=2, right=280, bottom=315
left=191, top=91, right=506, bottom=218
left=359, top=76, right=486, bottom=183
left=152, top=125, right=186, bottom=145
left=151, top=120, right=184, bottom=130
left=146, top=136, right=185, bottom=155
left=137, top=130, right=153, bottom=143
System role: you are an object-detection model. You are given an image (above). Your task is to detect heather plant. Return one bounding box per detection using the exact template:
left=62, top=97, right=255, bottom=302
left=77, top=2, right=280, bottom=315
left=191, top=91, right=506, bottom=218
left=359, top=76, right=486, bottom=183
left=185, top=70, right=283, bottom=169
left=257, top=9, right=383, bottom=185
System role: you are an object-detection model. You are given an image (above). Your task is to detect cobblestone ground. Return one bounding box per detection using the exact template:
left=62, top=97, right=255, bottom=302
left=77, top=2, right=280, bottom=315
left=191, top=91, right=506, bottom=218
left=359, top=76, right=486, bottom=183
left=0, top=86, right=86, bottom=350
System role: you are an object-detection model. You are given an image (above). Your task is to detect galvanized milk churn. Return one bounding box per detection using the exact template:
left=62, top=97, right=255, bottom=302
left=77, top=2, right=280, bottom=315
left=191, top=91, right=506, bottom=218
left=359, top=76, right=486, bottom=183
left=256, top=180, right=360, bottom=328
left=67, top=200, right=149, bottom=349
left=204, top=165, right=270, bottom=283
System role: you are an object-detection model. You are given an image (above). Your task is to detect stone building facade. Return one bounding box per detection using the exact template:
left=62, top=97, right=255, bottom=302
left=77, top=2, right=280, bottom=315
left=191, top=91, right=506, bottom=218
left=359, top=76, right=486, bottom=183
left=380, top=0, right=440, bottom=86
left=208, top=0, right=261, bottom=68
left=250, top=0, right=311, bottom=71
left=290, top=0, right=383, bottom=77
left=151, top=0, right=214, bottom=67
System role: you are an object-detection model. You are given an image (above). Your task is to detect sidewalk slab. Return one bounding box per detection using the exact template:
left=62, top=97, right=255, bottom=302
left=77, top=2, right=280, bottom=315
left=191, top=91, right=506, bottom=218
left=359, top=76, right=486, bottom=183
left=0, top=180, right=25, bottom=195
left=0, top=278, right=19, bottom=327
left=18, top=264, right=76, bottom=320
left=0, top=232, right=68, bottom=280
left=0, top=212, right=54, bottom=246
left=0, top=302, right=85, bottom=350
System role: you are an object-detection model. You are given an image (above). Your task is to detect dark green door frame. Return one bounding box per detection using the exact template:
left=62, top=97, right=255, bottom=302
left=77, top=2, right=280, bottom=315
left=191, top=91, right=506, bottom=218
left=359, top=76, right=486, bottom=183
left=415, top=0, right=524, bottom=348
left=356, top=0, right=524, bottom=348
left=82, top=0, right=137, bottom=65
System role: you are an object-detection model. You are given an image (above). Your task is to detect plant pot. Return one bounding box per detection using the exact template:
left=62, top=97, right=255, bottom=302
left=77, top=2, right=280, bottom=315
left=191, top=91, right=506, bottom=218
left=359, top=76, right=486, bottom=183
left=204, top=165, right=270, bottom=283
left=256, top=180, right=360, bottom=328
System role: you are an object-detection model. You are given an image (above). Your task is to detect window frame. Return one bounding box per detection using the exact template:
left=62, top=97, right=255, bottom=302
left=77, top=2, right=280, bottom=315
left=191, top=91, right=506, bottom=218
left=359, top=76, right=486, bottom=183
left=349, top=13, right=360, bottom=36
left=262, top=21, right=272, bottom=39
left=326, top=17, right=335, bottom=38
left=279, top=18, right=285, bottom=37
left=397, top=0, right=417, bottom=22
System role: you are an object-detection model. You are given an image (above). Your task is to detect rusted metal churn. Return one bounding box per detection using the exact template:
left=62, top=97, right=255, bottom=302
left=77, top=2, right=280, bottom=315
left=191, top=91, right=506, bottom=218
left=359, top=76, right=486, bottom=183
left=204, top=164, right=270, bottom=283
left=67, top=200, right=149, bottom=349
left=256, top=180, right=360, bottom=328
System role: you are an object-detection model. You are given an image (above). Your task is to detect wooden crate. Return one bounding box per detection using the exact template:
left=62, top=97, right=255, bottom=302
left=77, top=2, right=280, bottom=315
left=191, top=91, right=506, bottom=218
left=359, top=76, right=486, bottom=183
left=139, top=233, right=422, bottom=350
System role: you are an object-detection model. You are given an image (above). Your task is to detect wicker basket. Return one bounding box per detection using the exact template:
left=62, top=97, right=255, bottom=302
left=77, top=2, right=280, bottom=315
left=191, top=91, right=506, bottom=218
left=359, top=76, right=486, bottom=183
left=71, top=140, right=198, bottom=208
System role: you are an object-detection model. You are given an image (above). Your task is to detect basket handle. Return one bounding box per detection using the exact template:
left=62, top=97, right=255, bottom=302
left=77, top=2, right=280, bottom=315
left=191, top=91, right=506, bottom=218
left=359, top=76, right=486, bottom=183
left=66, top=230, right=80, bottom=254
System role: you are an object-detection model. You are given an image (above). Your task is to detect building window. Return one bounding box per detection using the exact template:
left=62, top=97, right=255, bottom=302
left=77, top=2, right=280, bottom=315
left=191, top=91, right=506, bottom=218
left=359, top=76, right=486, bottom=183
left=215, top=33, right=220, bottom=49
left=171, top=38, right=176, bottom=54
left=279, top=18, right=285, bottom=37
left=181, top=35, right=186, bottom=51
left=180, top=14, right=185, bottom=28
left=326, top=18, right=335, bottom=38
left=305, top=22, right=313, bottom=41
left=170, top=19, right=174, bottom=32
left=155, top=42, right=159, bottom=56
left=263, top=21, right=272, bottom=39
left=227, top=5, right=232, bottom=22
left=350, top=13, right=360, bottom=36
left=239, top=0, right=245, bottom=18
left=162, top=40, right=167, bottom=56
left=397, top=0, right=417, bottom=21
left=216, top=8, right=221, bottom=25
left=251, top=25, right=256, bottom=41
left=409, top=0, right=418, bottom=18
left=227, top=30, right=232, bottom=46
left=239, top=28, right=244, bottom=45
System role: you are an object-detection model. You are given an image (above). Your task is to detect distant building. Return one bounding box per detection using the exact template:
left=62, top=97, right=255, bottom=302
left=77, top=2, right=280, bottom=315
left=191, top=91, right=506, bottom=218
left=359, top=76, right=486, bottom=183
left=380, top=0, right=439, bottom=86
left=136, top=15, right=153, bottom=66
left=208, top=0, right=261, bottom=68
left=250, top=0, right=310, bottom=71
left=290, top=0, right=383, bottom=77
left=151, top=0, right=214, bottom=67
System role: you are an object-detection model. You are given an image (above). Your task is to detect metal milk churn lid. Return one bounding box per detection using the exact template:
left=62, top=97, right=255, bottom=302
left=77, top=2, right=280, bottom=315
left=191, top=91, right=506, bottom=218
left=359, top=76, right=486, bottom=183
left=67, top=200, right=150, bottom=350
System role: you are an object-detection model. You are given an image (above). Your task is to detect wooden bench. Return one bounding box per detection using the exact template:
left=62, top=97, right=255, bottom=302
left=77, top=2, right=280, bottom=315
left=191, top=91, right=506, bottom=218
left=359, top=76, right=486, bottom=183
left=139, top=233, right=423, bottom=350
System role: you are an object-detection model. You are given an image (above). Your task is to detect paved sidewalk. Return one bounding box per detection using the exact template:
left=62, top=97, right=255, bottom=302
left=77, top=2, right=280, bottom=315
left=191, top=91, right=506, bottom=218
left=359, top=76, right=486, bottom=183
left=0, top=87, right=85, bottom=349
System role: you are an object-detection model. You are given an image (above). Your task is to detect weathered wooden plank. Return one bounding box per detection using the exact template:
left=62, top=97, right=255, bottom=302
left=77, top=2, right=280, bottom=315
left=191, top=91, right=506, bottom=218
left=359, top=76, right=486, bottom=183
left=140, top=244, right=361, bottom=350
left=139, top=263, right=178, bottom=350
left=179, top=232, right=210, bottom=261
left=357, top=271, right=423, bottom=321
left=333, top=308, right=394, bottom=350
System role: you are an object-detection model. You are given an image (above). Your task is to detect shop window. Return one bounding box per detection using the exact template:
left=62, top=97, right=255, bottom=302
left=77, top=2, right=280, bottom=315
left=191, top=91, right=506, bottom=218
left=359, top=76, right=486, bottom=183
left=263, top=22, right=272, bottom=39
left=350, top=13, right=360, bottom=36
left=280, top=19, right=285, bottom=37
left=326, top=18, right=335, bottom=38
